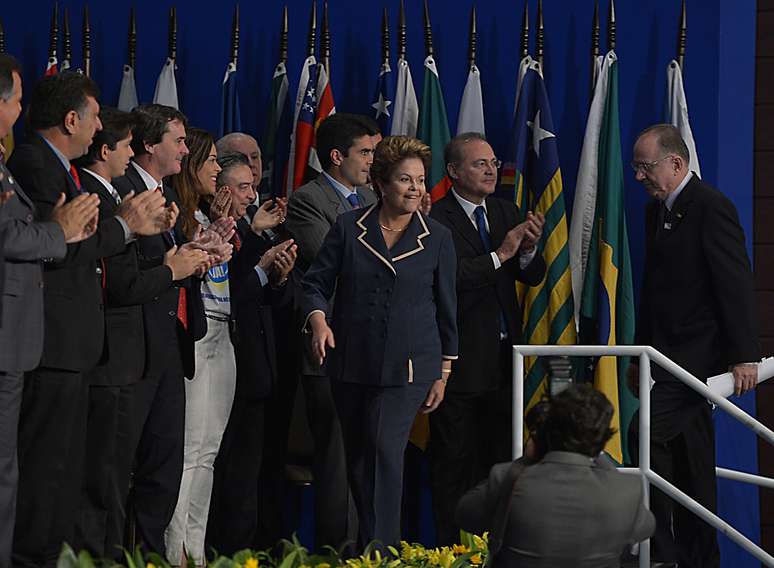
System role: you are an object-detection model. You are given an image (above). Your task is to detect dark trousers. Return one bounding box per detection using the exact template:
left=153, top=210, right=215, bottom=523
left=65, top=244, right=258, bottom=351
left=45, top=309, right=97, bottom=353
left=429, top=340, right=512, bottom=546
left=127, top=356, right=185, bottom=557
left=300, top=374, right=357, bottom=551
left=630, top=385, right=719, bottom=568
left=75, top=383, right=136, bottom=560
left=206, top=393, right=265, bottom=555
left=13, top=368, right=89, bottom=568
left=428, top=387, right=512, bottom=546
left=0, top=371, right=23, bottom=568
left=332, top=380, right=430, bottom=549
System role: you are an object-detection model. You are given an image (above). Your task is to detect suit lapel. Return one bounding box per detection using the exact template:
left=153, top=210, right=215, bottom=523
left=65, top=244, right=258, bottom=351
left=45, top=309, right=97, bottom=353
left=316, top=174, right=349, bottom=217
left=440, top=193, right=486, bottom=255
left=665, top=176, right=696, bottom=236
left=391, top=212, right=431, bottom=262
left=0, top=161, right=33, bottom=209
left=355, top=204, right=396, bottom=276
left=34, top=136, right=79, bottom=197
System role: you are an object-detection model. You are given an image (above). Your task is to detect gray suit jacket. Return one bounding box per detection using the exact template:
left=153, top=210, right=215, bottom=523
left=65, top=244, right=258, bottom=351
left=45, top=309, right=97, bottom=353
left=456, top=452, right=655, bottom=568
left=0, top=160, right=66, bottom=372
left=285, top=174, right=377, bottom=376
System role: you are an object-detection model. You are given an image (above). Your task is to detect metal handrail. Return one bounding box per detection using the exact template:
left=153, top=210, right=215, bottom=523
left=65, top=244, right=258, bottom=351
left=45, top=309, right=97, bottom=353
left=511, top=344, right=774, bottom=568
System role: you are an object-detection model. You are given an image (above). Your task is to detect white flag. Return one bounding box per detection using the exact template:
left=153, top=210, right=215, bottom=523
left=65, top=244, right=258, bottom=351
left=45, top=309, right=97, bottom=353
left=512, top=56, right=532, bottom=116
left=569, top=51, right=616, bottom=322
left=456, top=64, right=485, bottom=135
left=391, top=58, right=419, bottom=137
left=666, top=60, right=701, bottom=178
left=153, top=57, right=179, bottom=109
left=117, top=65, right=139, bottom=112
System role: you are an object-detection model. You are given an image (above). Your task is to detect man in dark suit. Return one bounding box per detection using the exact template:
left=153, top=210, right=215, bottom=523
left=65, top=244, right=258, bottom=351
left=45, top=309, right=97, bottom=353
left=112, top=104, right=218, bottom=556
left=429, top=132, right=546, bottom=546
left=73, top=107, right=207, bottom=558
left=285, top=113, right=378, bottom=550
left=456, top=385, right=655, bottom=568
left=7, top=73, right=173, bottom=567
left=206, top=153, right=296, bottom=553
left=0, top=54, right=104, bottom=568
left=628, top=124, right=759, bottom=568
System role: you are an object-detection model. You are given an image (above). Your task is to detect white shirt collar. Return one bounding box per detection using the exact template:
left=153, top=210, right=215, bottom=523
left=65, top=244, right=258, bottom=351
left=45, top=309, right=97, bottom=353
left=81, top=168, right=120, bottom=201
left=131, top=161, right=162, bottom=191
left=451, top=187, right=487, bottom=225
left=665, top=171, right=693, bottom=211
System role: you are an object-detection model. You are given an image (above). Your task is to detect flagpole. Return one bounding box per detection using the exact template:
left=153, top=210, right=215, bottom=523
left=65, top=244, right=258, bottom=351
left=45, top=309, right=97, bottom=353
left=321, top=1, right=330, bottom=75
left=590, top=0, right=600, bottom=99
left=231, top=4, right=240, bottom=68
left=520, top=2, right=529, bottom=61
left=677, top=0, right=687, bottom=72
left=398, top=0, right=406, bottom=61
left=307, top=0, right=317, bottom=59
left=382, top=7, right=390, bottom=67
left=0, top=17, right=5, bottom=54
left=608, top=0, right=616, bottom=52
left=280, top=5, right=289, bottom=64
left=62, top=7, right=71, bottom=70
left=168, top=7, right=177, bottom=63
left=423, top=0, right=433, bottom=58
left=82, top=6, right=91, bottom=77
left=48, top=2, right=59, bottom=73
left=128, top=7, right=137, bottom=71
left=468, top=5, right=477, bottom=68
left=536, top=0, right=544, bottom=69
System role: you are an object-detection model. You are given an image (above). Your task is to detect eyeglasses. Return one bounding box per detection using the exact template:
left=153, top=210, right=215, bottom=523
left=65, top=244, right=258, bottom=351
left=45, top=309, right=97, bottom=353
left=470, top=158, right=502, bottom=171
left=630, top=155, right=672, bottom=173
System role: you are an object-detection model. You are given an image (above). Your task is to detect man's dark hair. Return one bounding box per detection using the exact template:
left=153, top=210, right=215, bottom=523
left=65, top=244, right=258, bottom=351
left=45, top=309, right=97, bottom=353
left=0, top=54, right=22, bottom=101
left=316, top=113, right=372, bottom=172
left=129, top=103, right=188, bottom=157
left=355, top=114, right=381, bottom=136
left=74, top=107, right=135, bottom=168
left=637, top=123, right=690, bottom=163
left=27, top=72, right=100, bottom=131
left=544, top=384, right=615, bottom=457
left=444, top=132, right=487, bottom=166
left=216, top=151, right=250, bottom=187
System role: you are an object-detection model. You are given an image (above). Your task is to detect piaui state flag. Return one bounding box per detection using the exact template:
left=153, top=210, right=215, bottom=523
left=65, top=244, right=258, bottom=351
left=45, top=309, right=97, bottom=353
left=219, top=61, right=242, bottom=138
left=262, top=61, right=291, bottom=197
left=308, top=64, right=335, bottom=174
left=371, top=61, right=394, bottom=134
left=570, top=51, right=636, bottom=464
left=286, top=56, right=318, bottom=195
left=117, top=65, right=139, bottom=112
left=391, top=58, right=418, bottom=137
left=417, top=55, right=452, bottom=202
left=456, top=63, right=485, bottom=136
left=666, top=60, right=701, bottom=178
left=502, top=56, right=576, bottom=416
left=153, top=57, right=179, bottom=110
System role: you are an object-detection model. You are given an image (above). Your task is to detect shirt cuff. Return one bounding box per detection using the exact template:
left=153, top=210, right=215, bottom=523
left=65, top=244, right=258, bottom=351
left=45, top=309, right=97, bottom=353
left=254, top=266, right=269, bottom=287
left=490, top=252, right=501, bottom=270
left=519, top=247, right=537, bottom=270
left=114, top=216, right=135, bottom=243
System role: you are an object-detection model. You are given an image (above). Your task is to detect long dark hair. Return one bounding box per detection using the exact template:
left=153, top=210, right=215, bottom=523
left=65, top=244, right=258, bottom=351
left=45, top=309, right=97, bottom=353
left=169, top=127, right=214, bottom=239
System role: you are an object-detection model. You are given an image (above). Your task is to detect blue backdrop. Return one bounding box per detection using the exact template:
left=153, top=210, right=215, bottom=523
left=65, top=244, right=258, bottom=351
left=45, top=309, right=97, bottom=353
left=2, top=0, right=761, bottom=564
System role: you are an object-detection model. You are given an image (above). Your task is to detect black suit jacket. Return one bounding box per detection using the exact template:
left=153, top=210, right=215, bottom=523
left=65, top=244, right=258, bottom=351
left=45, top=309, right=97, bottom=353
left=637, top=174, right=759, bottom=385
left=430, top=193, right=546, bottom=392
left=80, top=168, right=174, bottom=386
left=112, top=164, right=205, bottom=380
left=229, top=218, right=290, bottom=399
left=6, top=136, right=126, bottom=372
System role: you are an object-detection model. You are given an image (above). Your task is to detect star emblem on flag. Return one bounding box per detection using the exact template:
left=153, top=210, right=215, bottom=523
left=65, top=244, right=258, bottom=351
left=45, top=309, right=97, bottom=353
left=527, top=109, right=555, bottom=158
left=372, top=92, right=392, bottom=119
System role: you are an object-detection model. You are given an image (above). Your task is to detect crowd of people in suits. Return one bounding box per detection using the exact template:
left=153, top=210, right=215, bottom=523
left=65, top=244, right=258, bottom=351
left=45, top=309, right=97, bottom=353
left=0, top=46, right=761, bottom=568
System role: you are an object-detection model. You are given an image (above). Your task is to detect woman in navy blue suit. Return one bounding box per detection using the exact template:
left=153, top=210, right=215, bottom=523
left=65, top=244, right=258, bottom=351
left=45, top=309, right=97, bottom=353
left=302, top=136, right=458, bottom=549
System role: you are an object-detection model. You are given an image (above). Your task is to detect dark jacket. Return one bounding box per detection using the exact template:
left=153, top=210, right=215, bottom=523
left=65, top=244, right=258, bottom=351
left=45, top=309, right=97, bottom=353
left=430, top=192, right=546, bottom=392
left=302, top=203, right=458, bottom=386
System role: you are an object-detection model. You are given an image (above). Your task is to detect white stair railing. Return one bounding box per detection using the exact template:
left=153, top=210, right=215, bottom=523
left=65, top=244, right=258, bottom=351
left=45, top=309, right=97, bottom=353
left=511, top=345, right=774, bottom=568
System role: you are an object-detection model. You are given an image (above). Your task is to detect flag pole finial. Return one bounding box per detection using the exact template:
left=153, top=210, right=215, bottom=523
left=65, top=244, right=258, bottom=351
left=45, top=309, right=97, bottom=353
left=280, top=5, right=289, bottom=63
left=607, top=0, right=616, bottom=52
left=423, top=0, right=434, bottom=57
left=230, top=4, right=240, bottom=65
left=0, top=18, right=5, bottom=54
left=520, top=2, right=529, bottom=60
left=321, top=0, right=330, bottom=74
left=536, top=0, right=544, bottom=68
left=381, top=8, right=390, bottom=66
left=128, top=7, right=137, bottom=70
left=168, top=7, right=177, bottom=61
left=468, top=5, right=477, bottom=67
left=677, top=0, right=687, bottom=71
left=398, top=0, right=407, bottom=60
left=63, top=7, right=71, bottom=67
left=590, top=0, right=600, bottom=99
left=306, top=0, right=317, bottom=58
left=82, top=5, right=91, bottom=77
left=49, top=2, right=59, bottom=65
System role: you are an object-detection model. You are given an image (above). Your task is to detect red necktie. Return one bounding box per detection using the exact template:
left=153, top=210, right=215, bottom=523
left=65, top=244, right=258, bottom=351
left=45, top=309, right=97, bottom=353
left=69, top=164, right=82, bottom=192
left=177, top=288, right=188, bottom=330
left=232, top=232, right=242, bottom=252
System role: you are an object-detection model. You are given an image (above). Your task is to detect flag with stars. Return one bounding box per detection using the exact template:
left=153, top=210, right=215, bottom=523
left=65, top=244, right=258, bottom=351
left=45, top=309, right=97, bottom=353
left=286, top=55, right=318, bottom=195
left=502, top=55, right=576, bottom=428
left=371, top=62, right=394, bottom=134
left=308, top=63, right=336, bottom=174
left=570, top=51, right=635, bottom=464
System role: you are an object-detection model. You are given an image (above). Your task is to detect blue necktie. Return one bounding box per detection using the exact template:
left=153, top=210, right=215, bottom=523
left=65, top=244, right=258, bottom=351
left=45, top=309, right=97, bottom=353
left=474, top=205, right=509, bottom=338
left=346, top=192, right=360, bottom=210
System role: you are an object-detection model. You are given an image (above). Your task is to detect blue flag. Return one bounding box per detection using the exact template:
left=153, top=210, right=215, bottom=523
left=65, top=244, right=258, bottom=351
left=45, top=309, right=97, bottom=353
left=219, top=61, right=241, bottom=138
left=371, top=62, right=394, bottom=134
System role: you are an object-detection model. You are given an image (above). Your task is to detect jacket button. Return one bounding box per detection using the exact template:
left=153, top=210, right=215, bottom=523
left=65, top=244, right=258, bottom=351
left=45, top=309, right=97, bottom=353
left=26, top=214, right=33, bottom=222
left=168, top=310, right=176, bottom=317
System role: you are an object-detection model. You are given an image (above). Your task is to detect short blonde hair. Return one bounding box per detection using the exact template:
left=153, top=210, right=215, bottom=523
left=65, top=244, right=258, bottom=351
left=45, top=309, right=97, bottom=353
left=370, top=136, right=432, bottom=188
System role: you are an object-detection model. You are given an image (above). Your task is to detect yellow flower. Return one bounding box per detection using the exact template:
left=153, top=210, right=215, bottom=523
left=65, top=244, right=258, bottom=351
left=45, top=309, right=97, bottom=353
left=316, top=563, right=331, bottom=568
left=470, top=553, right=482, bottom=565
left=451, top=544, right=469, bottom=555
left=245, top=558, right=259, bottom=568
left=146, top=564, right=157, bottom=568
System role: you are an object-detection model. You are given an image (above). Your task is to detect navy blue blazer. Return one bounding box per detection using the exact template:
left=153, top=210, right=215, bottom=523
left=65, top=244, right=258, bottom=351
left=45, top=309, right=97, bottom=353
left=302, top=203, right=458, bottom=387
